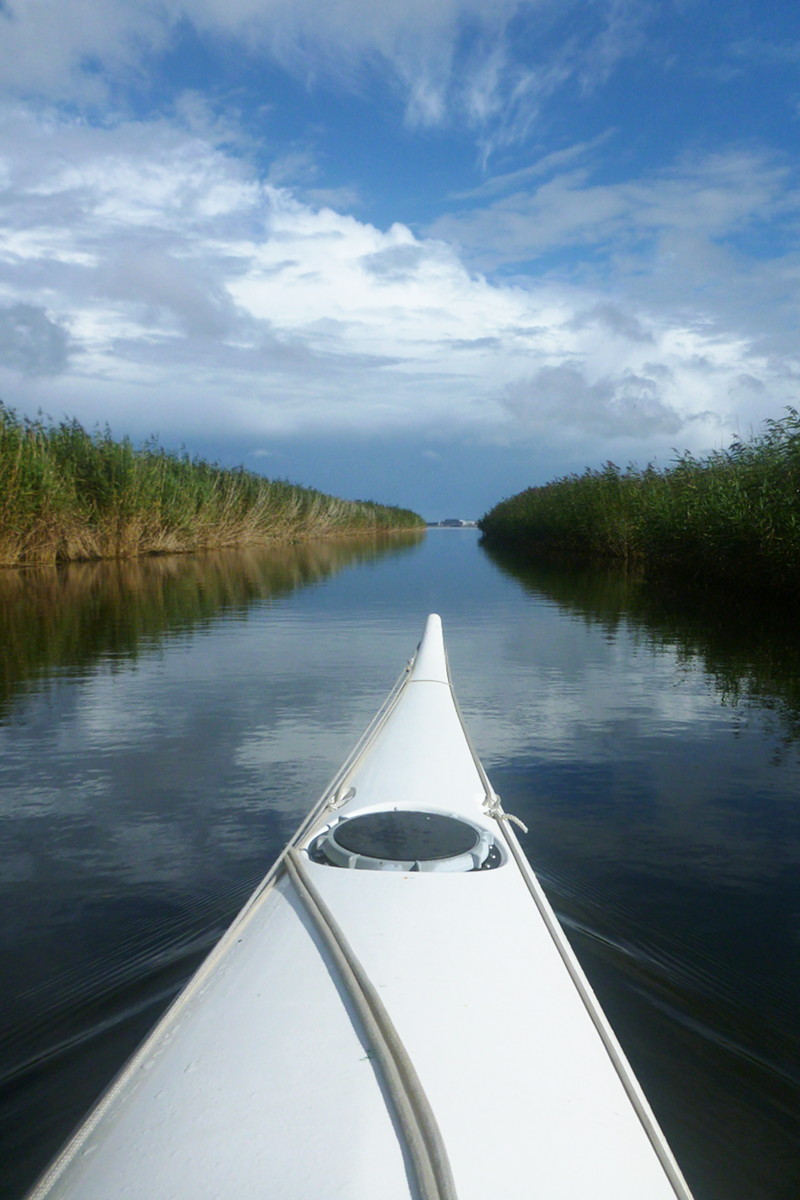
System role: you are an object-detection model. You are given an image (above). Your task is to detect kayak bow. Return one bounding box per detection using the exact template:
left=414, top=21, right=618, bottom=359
left=28, top=614, right=695, bottom=1200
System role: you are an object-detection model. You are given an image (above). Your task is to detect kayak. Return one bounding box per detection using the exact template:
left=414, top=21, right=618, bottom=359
left=28, top=614, right=695, bottom=1200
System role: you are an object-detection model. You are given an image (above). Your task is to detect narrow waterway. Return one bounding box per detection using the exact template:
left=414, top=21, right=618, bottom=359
left=1, top=530, right=799, bottom=1199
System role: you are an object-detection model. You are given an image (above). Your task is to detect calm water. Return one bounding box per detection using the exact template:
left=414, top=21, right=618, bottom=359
left=1, top=530, right=799, bottom=1199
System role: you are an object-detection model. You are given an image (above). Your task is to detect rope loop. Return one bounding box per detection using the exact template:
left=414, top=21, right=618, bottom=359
left=483, top=795, right=529, bottom=835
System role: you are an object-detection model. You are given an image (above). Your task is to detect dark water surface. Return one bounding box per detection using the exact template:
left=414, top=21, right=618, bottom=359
left=1, top=531, right=799, bottom=1198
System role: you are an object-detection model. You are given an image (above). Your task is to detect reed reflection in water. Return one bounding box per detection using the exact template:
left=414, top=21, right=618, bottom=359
left=0, top=533, right=424, bottom=720
left=0, top=532, right=425, bottom=1199
left=1, top=528, right=800, bottom=1200
left=481, top=544, right=800, bottom=1200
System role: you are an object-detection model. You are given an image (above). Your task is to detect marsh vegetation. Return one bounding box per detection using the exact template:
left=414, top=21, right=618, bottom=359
left=0, top=405, right=423, bottom=565
left=479, top=410, right=800, bottom=591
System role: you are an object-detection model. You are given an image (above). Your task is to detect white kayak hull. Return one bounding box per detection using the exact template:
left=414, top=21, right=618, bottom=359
left=28, top=614, right=694, bottom=1200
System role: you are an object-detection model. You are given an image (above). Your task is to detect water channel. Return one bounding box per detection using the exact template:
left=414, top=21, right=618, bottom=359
left=1, top=529, right=799, bottom=1198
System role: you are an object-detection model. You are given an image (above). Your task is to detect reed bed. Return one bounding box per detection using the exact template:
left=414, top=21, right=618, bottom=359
left=0, top=404, right=424, bottom=566
left=479, top=409, right=800, bottom=591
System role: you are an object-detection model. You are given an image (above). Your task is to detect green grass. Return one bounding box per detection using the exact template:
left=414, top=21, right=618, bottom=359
left=0, top=404, right=424, bottom=565
left=478, top=409, right=800, bottom=591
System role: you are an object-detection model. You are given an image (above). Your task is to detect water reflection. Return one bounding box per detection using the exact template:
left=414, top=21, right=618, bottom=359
left=0, top=533, right=424, bottom=722
left=0, top=533, right=426, bottom=1199
left=2, top=531, right=800, bottom=1200
left=479, top=544, right=800, bottom=1200
left=484, top=544, right=800, bottom=752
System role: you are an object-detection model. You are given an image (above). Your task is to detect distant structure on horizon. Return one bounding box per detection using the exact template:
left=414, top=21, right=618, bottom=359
left=427, top=518, right=477, bottom=528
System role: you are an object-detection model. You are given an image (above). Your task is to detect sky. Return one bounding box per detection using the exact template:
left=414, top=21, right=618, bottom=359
left=0, top=0, right=798, bottom=519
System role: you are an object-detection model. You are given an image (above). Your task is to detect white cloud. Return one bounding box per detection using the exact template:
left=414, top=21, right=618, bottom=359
left=428, top=148, right=795, bottom=269
left=0, top=302, right=72, bottom=373
left=0, top=0, right=169, bottom=102
left=0, top=105, right=797, bottom=471
left=428, top=143, right=800, bottom=383
left=567, top=303, right=654, bottom=344
left=182, top=0, right=559, bottom=138
left=503, top=365, right=687, bottom=440
left=0, top=0, right=650, bottom=146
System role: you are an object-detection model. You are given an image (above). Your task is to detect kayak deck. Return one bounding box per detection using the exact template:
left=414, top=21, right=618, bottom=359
left=28, top=615, right=694, bottom=1200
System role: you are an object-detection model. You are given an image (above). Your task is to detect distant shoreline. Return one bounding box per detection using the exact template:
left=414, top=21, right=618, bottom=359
left=426, top=520, right=478, bottom=528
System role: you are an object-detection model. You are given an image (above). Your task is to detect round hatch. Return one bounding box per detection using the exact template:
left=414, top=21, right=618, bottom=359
left=309, top=810, right=501, bottom=872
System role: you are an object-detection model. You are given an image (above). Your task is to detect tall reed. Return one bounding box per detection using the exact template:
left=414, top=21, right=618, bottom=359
left=0, top=404, right=424, bottom=566
left=478, top=409, right=800, bottom=591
